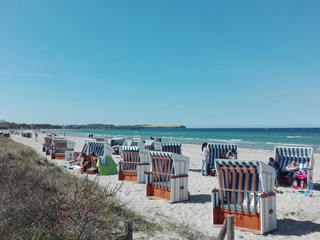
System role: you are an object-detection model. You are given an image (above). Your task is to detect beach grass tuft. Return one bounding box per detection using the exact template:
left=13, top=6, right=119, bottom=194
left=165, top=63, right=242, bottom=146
left=0, top=137, right=165, bottom=239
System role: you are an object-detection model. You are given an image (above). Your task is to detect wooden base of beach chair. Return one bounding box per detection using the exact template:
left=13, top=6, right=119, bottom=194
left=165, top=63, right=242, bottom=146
left=213, top=208, right=261, bottom=234
left=146, top=184, right=171, bottom=201
left=46, top=151, right=50, bottom=155
left=51, top=154, right=65, bottom=160
left=118, top=172, right=138, bottom=182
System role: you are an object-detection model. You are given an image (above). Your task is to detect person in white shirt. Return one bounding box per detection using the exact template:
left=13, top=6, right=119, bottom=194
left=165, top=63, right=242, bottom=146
left=201, top=142, right=209, bottom=176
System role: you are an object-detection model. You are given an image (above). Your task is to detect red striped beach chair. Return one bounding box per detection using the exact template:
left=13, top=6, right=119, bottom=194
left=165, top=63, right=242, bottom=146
left=146, top=151, right=190, bottom=203
left=43, top=136, right=53, bottom=155
left=51, top=138, right=75, bottom=161
left=212, top=160, right=277, bottom=234
left=118, top=146, right=150, bottom=183
left=275, top=146, right=314, bottom=186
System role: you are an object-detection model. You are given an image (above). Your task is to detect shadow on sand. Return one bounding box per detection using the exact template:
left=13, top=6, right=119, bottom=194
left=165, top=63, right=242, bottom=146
left=186, top=194, right=211, bottom=204
left=271, top=218, right=320, bottom=236
left=188, top=168, right=201, bottom=173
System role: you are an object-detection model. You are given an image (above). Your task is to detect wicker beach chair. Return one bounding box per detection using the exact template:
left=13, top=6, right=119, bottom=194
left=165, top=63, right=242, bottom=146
left=118, top=146, right=150, bottom=183
left=145, top=151, right=190, bottom=203
left=51, top=138, right=75, bottom=161
left=207, top=144, right=238, bottom=176
left=212, top=160, right=277, bottom=234
left=43, top=136, right=53, bottom=155
left=144, top=139, right=162, bottom=151
left=81, top=139, right=105, bottom=156
left=274, top=146, right=314, bottom=186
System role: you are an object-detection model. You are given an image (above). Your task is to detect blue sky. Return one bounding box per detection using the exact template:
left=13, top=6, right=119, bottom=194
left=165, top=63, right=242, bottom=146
left=1, top=1, right=319, bottom=128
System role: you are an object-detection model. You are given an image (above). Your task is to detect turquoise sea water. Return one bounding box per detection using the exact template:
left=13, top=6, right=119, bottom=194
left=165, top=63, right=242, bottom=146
left=54, top=128, right=320, bottom=153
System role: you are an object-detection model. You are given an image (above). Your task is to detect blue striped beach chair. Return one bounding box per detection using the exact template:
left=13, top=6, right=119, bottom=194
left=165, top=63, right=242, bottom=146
left=207, top=144, right=238, bottom=176
left=212, top=160, right=277, bottom=234
left=81, top=139, right=105, bottom=156
left=118, top=146, right=150, bottom=183
left=274, top=146, right=314, bottom=186
left=146, top=151, right=190, bottom=203
left=161, top=142, right=182, bottom=154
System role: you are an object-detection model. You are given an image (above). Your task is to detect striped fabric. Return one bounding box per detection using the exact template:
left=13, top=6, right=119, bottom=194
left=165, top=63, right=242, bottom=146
left=52, top=140, right=67, bottom=154
left=121, top=146, right=139, bottom=151
left=81, top=140, right=104, bottom=156
left=161, top=142, right=182, bottom=154
left=150, top=152, right=173, bottom=189
left=149, top=151, right=189, bottom=187
left=208, top=144, right=238, bottom=170
left=146, top=151, right=190, bottom=203
left=212, top=160, right=277, bottom=234
left=44, top=136, right=53, bottom=146
left=274, top=146, right=313, bottom=171
left=120, top=146, right=140, bottom=172
left=215, top=160, right=261, bottom=209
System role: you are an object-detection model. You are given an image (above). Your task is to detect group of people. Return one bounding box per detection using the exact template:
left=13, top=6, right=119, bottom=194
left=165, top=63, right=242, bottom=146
left=201, top=142, right=237, bottom=176
left=200, top=143, right=310, bottom=188
left=268, top=157, right=310, bottom=188
left=73, top=152, right=99, bottom=173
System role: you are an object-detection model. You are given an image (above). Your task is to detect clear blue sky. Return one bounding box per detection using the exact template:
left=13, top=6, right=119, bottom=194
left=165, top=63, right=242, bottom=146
left=1, top=1, right=319, bottom=128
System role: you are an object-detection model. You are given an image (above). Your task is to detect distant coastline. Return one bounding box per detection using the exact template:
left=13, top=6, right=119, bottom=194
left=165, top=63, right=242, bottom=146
left=0, top=121, right=186, bottom=130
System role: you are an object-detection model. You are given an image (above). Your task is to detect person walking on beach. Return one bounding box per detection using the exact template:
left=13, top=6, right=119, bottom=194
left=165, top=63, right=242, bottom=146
left=201, top=142, right=209, bottom=176
left=35, top=132, right=38, bottom=142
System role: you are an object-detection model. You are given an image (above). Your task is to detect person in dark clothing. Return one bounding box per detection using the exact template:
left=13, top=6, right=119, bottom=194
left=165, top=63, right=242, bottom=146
left=268, top=157, right=281, bottom=186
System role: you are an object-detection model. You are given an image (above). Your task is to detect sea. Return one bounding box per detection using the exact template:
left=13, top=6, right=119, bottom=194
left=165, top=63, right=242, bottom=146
left=52, top=128, right=320, bottom=154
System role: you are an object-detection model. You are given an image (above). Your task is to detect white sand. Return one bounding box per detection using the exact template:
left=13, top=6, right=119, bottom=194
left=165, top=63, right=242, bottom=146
left=10, top=132, right=320, bottom=240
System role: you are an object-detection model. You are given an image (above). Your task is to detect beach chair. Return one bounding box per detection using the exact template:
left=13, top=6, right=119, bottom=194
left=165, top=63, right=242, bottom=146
left=96, top=144, right=118, bottom=175
left=81, top=139, right=105, bottom=156
left=212, top=160, right=277, bottom=234
left=43, top=136, right=53, bottom=155
left=274, top=146, right=314, bottom=186
left=118, top=146, right=150, bottom=183
left=145, top=151, right=190, bottom=203
left=144, top=139, right=162, bottom=151
left=161, top=142, right=182, bottom=154
left=128, top=137, right=144, bottom=147
left=208, top=144, right=238, bottom=176
left=51, top=138, right=75, bottom=161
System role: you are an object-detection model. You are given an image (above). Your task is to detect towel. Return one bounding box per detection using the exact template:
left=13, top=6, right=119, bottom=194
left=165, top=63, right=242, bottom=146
left=99, top=157, right=109, bottom=167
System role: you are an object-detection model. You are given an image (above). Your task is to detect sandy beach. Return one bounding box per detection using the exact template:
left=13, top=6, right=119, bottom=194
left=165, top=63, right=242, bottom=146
left=10, top=132, right=320, bottom=240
